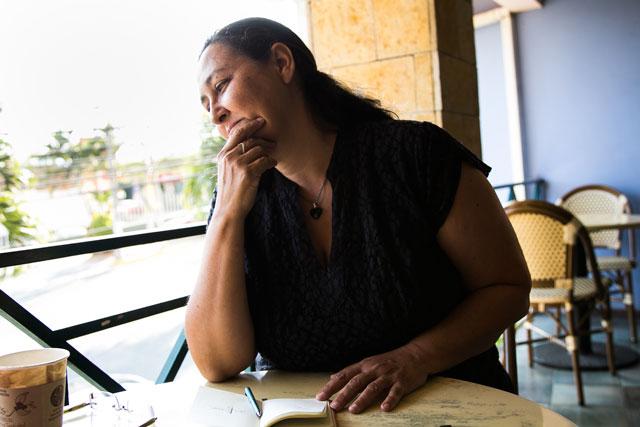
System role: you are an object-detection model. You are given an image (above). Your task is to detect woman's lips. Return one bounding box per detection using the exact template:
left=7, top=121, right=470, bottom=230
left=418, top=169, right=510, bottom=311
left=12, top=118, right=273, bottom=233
left=226, top=119, right=242, bottom=136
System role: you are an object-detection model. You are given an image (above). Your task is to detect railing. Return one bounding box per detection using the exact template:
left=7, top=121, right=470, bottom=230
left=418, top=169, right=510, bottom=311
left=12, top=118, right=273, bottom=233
left=0, top=223, right=205, bottom=396
left=0, top=179, right=546, bottom=396
left=493, top=178, right=546, bottom=202
left=18, top=172, right=209, bottom=242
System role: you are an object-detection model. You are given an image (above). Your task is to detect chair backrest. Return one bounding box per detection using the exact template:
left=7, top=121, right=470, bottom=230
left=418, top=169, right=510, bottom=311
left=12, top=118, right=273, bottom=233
left=558, top=185, right=630, bottom=252
left=505, top=200, right=605, bottom=297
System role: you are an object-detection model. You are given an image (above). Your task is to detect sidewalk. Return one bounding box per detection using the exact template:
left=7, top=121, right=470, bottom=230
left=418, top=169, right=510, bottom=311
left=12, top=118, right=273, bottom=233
left=0, top=235, right=205, bottom=395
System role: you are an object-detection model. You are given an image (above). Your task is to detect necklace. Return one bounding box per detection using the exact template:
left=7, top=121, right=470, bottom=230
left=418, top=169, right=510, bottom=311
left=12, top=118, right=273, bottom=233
left=306, top=177, right=328, bottom=220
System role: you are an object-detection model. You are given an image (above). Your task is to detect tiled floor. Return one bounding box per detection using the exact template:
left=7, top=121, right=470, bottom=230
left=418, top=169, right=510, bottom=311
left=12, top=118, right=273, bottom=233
left=515, top=312, right=640, bottom=426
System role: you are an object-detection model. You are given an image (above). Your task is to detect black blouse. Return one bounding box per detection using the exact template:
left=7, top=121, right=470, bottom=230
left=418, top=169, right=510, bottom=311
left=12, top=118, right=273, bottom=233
left=207, top=120, right=513, bottom=392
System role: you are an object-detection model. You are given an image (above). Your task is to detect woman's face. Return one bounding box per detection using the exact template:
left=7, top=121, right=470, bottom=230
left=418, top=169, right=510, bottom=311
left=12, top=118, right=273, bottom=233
left=197, top=42, right=294, bottom=144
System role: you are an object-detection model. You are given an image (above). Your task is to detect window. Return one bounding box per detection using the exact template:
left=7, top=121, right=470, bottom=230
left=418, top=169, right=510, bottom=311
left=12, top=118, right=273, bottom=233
left=0, top=0, right=308, bottom=246
left=0, top=0, right=308, bottom=397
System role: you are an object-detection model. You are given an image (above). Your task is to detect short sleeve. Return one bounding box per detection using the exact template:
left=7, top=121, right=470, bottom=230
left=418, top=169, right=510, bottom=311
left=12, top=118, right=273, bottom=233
left=419, top=122, right=491, bottom=231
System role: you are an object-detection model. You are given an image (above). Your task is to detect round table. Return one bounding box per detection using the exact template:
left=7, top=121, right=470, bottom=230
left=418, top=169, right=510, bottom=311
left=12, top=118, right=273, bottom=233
left=66, top=371, right=575, bottom=426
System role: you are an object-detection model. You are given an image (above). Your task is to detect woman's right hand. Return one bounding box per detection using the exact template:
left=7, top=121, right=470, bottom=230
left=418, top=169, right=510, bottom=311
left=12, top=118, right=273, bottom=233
left=213, top=117, right=278, bottom=220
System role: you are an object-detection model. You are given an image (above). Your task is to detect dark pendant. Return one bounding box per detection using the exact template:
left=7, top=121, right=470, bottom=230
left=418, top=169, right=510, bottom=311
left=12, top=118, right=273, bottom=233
left=309, top=204, right=323, bottom=219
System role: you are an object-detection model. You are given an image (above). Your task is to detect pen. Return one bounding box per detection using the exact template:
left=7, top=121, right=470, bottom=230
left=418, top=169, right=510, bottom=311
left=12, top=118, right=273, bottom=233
left=63, top=401, right=91, bottom=414
left=138, top=417, right=157, bottom=427
left=244, top=386, right=262, bottom=417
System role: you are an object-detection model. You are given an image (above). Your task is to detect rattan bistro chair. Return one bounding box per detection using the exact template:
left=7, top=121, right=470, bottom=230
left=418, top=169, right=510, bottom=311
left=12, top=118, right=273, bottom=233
left=558, top=185, right=637, bottom=342
left=505, top=200, right=615, bottom=406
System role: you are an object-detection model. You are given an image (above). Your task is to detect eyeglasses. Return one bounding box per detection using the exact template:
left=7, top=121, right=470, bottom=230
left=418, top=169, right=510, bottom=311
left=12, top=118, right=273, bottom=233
left=63, top=391, right=156, bottom=426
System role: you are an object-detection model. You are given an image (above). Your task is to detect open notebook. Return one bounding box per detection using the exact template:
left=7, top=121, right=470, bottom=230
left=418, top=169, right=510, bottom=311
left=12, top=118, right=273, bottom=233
left=189, top=387, right=337, bottom=427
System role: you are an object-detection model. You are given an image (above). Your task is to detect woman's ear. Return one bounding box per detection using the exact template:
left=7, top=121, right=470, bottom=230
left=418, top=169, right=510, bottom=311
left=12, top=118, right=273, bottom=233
left=270, top=42, right=295, bottom=84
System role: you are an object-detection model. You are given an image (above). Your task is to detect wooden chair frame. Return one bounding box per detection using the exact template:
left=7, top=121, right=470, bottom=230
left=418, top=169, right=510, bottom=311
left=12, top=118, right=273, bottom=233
left=505, top=200, right=615, bottom=406
left=501, top=324, right=518, bottom=394
left=559, top=184, right=637, bottom=342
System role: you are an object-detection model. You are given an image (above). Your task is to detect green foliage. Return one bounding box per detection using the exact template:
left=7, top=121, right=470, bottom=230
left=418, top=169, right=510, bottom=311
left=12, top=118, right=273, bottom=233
left=87, top=212, right=112, bottom=237
left=93, top=191, right=112, bottom=205
left=182, top=119, right=225, bottom=218
left=28, top=130, right=74, bottom=179
left=25, top=125, right=120, bottom=238
left=0, top=193, right=36, bottom=245
left=28, top=124, right=120, bottom=187
left=0, top=138, right=23, bottom=191
left=0, top=138, right=36, bottom=247
left=88, top=191, right=112, bottom=235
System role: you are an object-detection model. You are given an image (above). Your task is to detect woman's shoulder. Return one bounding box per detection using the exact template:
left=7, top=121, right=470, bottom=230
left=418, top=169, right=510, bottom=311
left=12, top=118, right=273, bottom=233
left=347, top=119, right=490, bottom=177
left=351, top=119, right=432, bottom=140
left=347, top=119, right=452, bottom=153
left=343, top=120, right=444, bottom=159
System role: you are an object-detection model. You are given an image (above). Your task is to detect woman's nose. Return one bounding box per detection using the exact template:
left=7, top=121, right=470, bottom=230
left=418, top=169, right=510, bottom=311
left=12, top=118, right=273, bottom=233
left=212, top=106, right=228, bottom=125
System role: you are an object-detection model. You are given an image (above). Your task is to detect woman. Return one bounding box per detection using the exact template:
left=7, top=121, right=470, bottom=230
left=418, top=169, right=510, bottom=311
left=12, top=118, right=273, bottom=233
left=185, top=17, right=531, bottom=414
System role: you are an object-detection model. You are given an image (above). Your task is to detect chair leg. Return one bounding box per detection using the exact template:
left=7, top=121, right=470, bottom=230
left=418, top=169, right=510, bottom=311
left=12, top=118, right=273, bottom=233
left=556, top=306, right=562, bottom=336
left=526, top=311, right=534, bottom=368
left=600, top=295, right=617, bottom=375
left=624, top=269, right=637, bottom=343
left=505, top=324, right=518, bottom=394
left=565, top=304, right=585, bottom=406
left=501, top=333, right=506, bottom=367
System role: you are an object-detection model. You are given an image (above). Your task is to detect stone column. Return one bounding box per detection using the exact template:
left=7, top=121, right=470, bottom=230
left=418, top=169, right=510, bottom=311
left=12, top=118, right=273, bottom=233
left=308, top=0, right=481, bottom=156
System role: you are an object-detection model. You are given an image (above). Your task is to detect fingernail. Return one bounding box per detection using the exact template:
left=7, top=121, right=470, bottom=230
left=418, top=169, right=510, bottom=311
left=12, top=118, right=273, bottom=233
left=316, top=393, right=325, bottom=400
left=330, top=402, right=338, bottom=410
left=256, top=117, right=265, bottom=123
left=349, top=405, right=357, bottom=413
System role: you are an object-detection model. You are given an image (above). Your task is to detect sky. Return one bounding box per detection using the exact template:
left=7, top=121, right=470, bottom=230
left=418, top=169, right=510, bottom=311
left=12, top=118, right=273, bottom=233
left=0, top=0, right=308, bottom=163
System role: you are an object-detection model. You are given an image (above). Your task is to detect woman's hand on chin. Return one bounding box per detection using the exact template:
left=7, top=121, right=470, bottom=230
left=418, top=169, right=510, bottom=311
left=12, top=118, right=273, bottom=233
left=315, top=344, right=430, bottom=414
left=214, top=117, right=277, bottom=219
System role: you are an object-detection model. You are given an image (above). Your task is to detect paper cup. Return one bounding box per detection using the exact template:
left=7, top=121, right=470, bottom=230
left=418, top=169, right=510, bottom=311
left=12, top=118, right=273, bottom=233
left=0, top=348, right=70, bottom=427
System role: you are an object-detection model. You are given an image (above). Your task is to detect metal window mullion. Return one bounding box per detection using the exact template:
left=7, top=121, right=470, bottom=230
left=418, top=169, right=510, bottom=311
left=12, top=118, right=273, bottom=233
left=156, top=329, right=188, bottom=384
left=0, top=289, right=125, bottom=393
left=0, top=223, right=206, bottom=268
left=54, top=296, right=189, bottom=341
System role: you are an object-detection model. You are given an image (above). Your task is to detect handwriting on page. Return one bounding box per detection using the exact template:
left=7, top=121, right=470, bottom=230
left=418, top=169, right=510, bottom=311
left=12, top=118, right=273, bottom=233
left=206, top=403, right=253, bottom=415
left=189, top=387, right=257, bottom=427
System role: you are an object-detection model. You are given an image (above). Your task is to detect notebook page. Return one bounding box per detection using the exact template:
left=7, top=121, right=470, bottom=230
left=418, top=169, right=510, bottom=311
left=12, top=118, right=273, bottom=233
left=260, top=399, right=327, bottom=427
left=189, top=386, right=258, bottom=427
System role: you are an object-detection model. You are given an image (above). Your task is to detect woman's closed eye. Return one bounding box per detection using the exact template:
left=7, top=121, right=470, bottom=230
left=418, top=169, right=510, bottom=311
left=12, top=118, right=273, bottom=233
left=199, top=78, right=228, bottom=112
left=214, top=78, right=229, bottom=93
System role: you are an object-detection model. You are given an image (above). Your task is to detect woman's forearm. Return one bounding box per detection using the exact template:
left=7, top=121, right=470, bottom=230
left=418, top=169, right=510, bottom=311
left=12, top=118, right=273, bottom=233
left=185, top=212, right=256, bottom=382
left=405, top=283, right=529, bottom=375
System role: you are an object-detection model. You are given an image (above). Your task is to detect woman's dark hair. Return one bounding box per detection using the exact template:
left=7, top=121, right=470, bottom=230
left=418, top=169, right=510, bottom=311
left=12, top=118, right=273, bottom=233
left=200, top=17, right=395, bottom=130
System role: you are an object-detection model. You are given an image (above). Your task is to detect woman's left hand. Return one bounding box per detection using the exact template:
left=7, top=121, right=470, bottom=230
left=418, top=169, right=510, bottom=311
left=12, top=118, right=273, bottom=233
left=315, top=344, right=430, bottom=413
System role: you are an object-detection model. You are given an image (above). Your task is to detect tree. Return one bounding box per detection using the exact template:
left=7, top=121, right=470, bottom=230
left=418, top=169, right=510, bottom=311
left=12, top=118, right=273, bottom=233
left=84, top=125, right=120, bottom=236
left=27, top=130, right=74, bottom=185
left=28, top=125, right=120, bottom=190
left=183, top=119, right=225, bottom=219
left=27, top=124, right=121, bottom=237
left=0, top=137, right=36, bottom=247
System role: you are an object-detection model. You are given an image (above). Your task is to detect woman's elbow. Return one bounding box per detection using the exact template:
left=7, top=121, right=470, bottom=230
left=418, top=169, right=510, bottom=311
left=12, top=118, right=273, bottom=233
left=514, top=276, right=532, bottom=320
left=517, top=291, right=531, bottom=320
left=195, top=355, right=254, bottom=383
left=201, top=366, right=236, bottom=383
left=188, top=343, right=256, bottom=383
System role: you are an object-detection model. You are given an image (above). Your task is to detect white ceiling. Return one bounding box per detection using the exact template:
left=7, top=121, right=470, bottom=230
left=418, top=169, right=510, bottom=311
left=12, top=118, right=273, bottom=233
left=473, top=0, right=501, bottom=15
